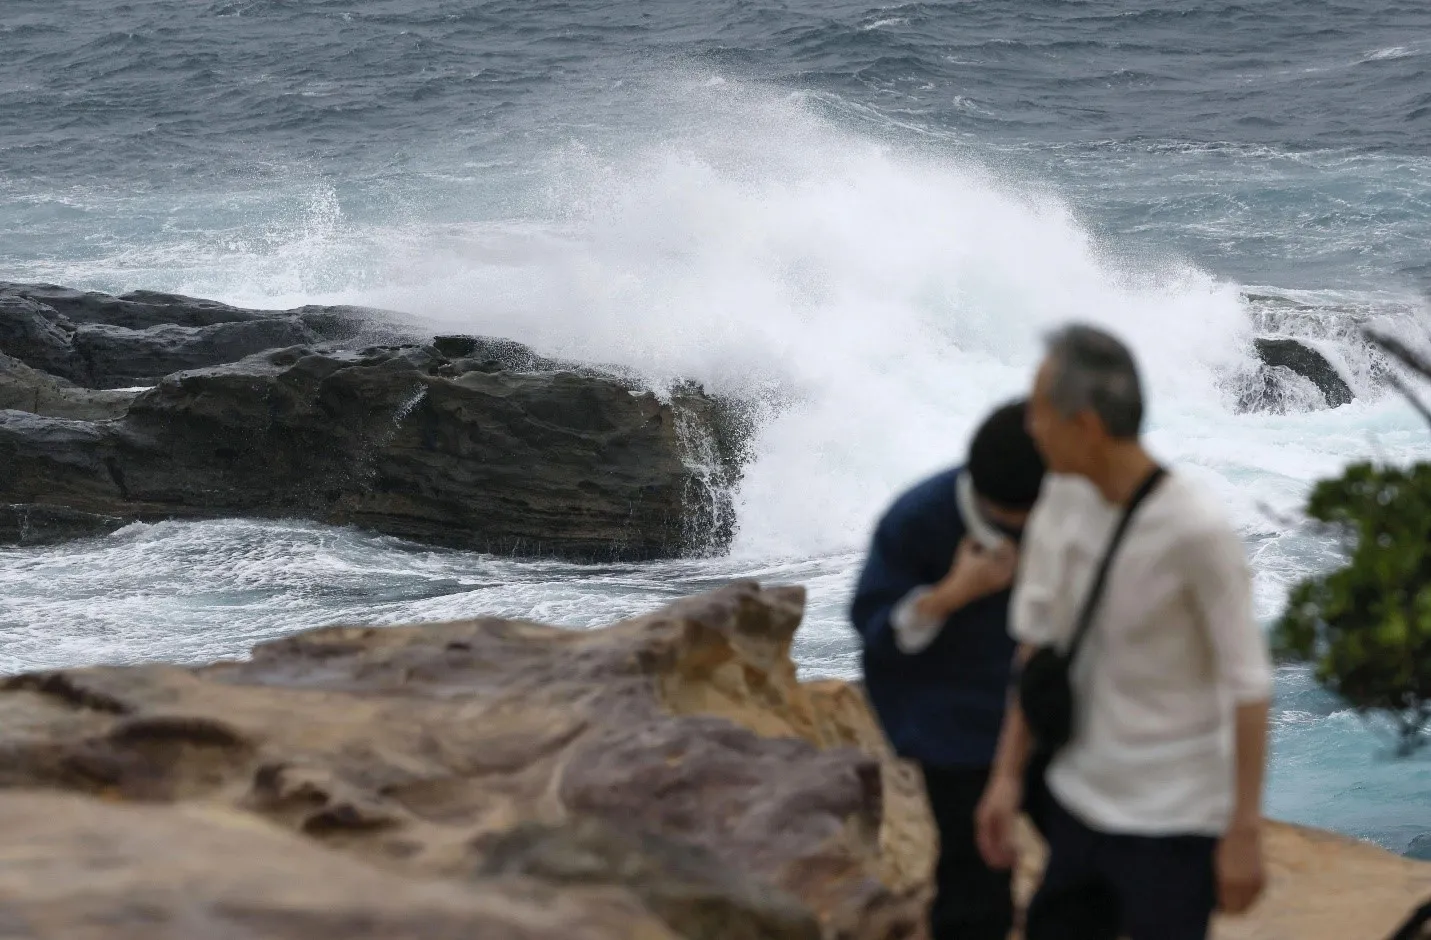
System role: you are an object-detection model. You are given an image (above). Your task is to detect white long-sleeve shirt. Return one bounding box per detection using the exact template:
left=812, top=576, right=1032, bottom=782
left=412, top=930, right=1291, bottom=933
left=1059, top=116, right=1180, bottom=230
left=1012, top=471, right=1273, bottom=836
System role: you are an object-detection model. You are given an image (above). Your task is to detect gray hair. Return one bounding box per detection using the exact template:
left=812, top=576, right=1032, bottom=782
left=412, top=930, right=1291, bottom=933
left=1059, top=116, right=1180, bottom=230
left=1043, top=324, right=1144, bottom=438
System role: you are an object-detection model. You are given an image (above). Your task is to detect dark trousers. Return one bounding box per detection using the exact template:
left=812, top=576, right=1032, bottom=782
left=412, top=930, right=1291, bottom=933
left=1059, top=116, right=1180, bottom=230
left=922, top=764, right=1014, bottom=940
left=1026, top=796, right=1217, bottom=940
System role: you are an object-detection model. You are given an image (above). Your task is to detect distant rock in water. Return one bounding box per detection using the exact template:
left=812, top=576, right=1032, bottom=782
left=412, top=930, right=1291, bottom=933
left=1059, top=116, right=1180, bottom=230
left=1237, top=335, right=1355, bottom=413
left=1409, top=834, right=1431, bottom=862
left=1254, top=337, right=1355, bottom=407
left=0, top=282, right=749, bottom=559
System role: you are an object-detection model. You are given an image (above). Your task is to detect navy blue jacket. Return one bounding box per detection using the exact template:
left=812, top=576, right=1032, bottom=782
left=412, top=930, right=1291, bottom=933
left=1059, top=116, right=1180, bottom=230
left=849, top=467, right=1016, bottom=769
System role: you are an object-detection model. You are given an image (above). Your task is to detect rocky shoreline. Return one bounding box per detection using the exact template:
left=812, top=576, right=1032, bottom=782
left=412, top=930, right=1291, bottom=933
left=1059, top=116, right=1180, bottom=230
left=0, top=582, right=1425, bottom=939
left=0, top=282, right=749, bottom=559
left=0, top=281, right=1360, bottom=556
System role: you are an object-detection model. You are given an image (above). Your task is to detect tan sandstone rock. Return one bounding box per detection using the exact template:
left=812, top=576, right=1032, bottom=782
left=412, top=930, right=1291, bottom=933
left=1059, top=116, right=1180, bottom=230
left=0, top=582, right=926, bottom=939
left=0, top=790, right=680, bottom=940
left=0, top=581, right=1426, bottom=939
left=1009, top=820, right=1431, bottom=940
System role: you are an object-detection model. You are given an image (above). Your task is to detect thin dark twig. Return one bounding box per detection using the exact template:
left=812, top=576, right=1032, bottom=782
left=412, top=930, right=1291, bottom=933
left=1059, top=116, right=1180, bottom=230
left=1366, top=327, right=1431, bottom=383
left=1253, top=499, right=1302, bottom=531
left=1369, top=427, right=1391, bottom=465
left=1362, top=327, right=1431, bottom=429
left=1384, top=371, right=1431, bottom=431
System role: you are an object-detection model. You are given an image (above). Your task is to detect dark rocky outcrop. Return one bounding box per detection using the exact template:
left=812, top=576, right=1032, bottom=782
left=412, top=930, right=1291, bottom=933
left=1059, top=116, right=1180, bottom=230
left=1248, top=336, right=1354, bottom=410
left=0, top=291, right=79, bottom=378
left=0, top=283, right=748, bottom=558
left=0, top=344, right=738, bottom=558
left=0, top=503, right=128, bottom=544
left=0, top=281, right=405, bottom=388
left=71, top=317, right=323, bottom=387
left=0, top=350, right=139, bottom=420
left=1, top=281, right=399, bottom=336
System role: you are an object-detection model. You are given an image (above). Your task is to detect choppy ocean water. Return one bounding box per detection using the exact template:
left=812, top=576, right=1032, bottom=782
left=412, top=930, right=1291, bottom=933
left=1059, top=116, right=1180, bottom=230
left=3, top=0, right=1431, bottom=854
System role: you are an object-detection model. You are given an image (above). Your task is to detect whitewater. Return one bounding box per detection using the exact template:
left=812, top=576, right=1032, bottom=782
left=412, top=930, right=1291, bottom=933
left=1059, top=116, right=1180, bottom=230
left=4, top=0, right=1431, bottom=855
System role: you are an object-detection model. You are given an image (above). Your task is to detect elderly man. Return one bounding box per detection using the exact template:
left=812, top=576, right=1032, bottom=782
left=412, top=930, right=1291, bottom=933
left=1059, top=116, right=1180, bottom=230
left=851, top=400, right=1046, bottom=940
left=976, top=325, right=1273, bottom=940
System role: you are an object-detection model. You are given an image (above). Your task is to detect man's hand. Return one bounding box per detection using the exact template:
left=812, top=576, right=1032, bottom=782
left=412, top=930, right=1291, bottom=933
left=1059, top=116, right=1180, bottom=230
left=974, top=771, right=1022, bottom=871
left=947, top=536, right=1017, bottom=599
left=917, top=537, right=1017, bottom=620
left=1216, top=818, right=1266, bottom=914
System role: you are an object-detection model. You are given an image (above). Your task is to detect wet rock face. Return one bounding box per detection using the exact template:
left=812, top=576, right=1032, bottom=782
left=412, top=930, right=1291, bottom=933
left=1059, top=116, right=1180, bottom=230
left=0, top=283, right=747, bottom=558
left=1254, top=336, right=1354, bottom=407
left=0, top=281, right=390, bottom=387
left=1240, top=336, right=1355, bottom=412
left=0, top=583, right=933, bottom=940
left=0, top=350, right=139, bottom=420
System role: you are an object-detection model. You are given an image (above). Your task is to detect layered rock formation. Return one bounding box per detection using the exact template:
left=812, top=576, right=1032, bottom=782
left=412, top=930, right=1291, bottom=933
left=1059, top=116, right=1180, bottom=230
left=0, top=282, right=748, bottom=558
left=0, top=582, right=1426, bottom=939
left=0, top=583, right=929, bottom=939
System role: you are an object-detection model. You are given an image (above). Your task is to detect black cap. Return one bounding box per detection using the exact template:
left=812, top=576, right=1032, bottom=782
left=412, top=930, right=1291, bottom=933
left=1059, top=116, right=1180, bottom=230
left=967, top=399, right=1046, bottom=510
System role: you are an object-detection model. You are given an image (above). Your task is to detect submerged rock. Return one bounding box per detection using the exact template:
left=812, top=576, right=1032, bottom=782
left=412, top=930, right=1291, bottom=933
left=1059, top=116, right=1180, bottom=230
left=0, top=283, right=747, bottom=559
left=0, top=502, right=129, bottom=545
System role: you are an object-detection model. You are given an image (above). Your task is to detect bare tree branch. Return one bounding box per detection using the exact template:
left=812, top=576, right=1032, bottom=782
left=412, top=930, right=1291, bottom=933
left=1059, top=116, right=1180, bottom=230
left=1253, top=499, right=1302, bottom=530
left=1385, top=372, right=1431, bottom=431
left=1365, top=327, right=1431, bottom=430
left=1366, top=327, right=1431, bottom=383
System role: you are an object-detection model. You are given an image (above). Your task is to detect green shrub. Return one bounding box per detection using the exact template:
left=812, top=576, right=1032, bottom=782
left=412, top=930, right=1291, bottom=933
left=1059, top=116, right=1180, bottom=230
left=1274, top=461, right=1431, bottom=754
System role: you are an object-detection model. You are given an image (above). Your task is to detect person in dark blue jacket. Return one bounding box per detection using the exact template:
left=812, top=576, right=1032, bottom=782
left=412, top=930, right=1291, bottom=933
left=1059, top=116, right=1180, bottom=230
left=850, top=400, right=1046, bottom=940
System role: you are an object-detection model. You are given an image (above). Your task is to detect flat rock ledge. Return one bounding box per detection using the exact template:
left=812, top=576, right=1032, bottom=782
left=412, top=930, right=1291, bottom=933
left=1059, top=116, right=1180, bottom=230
left=0, top=582, right=1426, bottom=939
left=0, top=282, right=751, bottom=559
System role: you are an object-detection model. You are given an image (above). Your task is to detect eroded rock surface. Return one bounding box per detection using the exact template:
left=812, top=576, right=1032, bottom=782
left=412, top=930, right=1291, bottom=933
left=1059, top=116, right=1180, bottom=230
left=0, top=582, right=1426, bottom=939
left=0, top=583, right=931, bottom=940
left=0, top=792, right=682, bottom=940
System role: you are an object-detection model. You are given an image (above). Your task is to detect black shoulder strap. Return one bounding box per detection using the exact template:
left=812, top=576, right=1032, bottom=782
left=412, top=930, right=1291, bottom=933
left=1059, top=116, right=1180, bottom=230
left=1066, top=466, right=1166, bottom=660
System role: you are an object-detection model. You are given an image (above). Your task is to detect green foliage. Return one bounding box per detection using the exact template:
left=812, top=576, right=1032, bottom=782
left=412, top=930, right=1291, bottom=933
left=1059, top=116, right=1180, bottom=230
left=1274, top=461, right=1431, bottom=754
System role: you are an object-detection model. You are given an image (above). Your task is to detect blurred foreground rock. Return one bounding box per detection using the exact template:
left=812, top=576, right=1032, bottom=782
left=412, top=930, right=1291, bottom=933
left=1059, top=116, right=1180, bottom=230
left=0, top=583, right=931, bottom=939
left=0, top=582, right=1425, bottom=938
